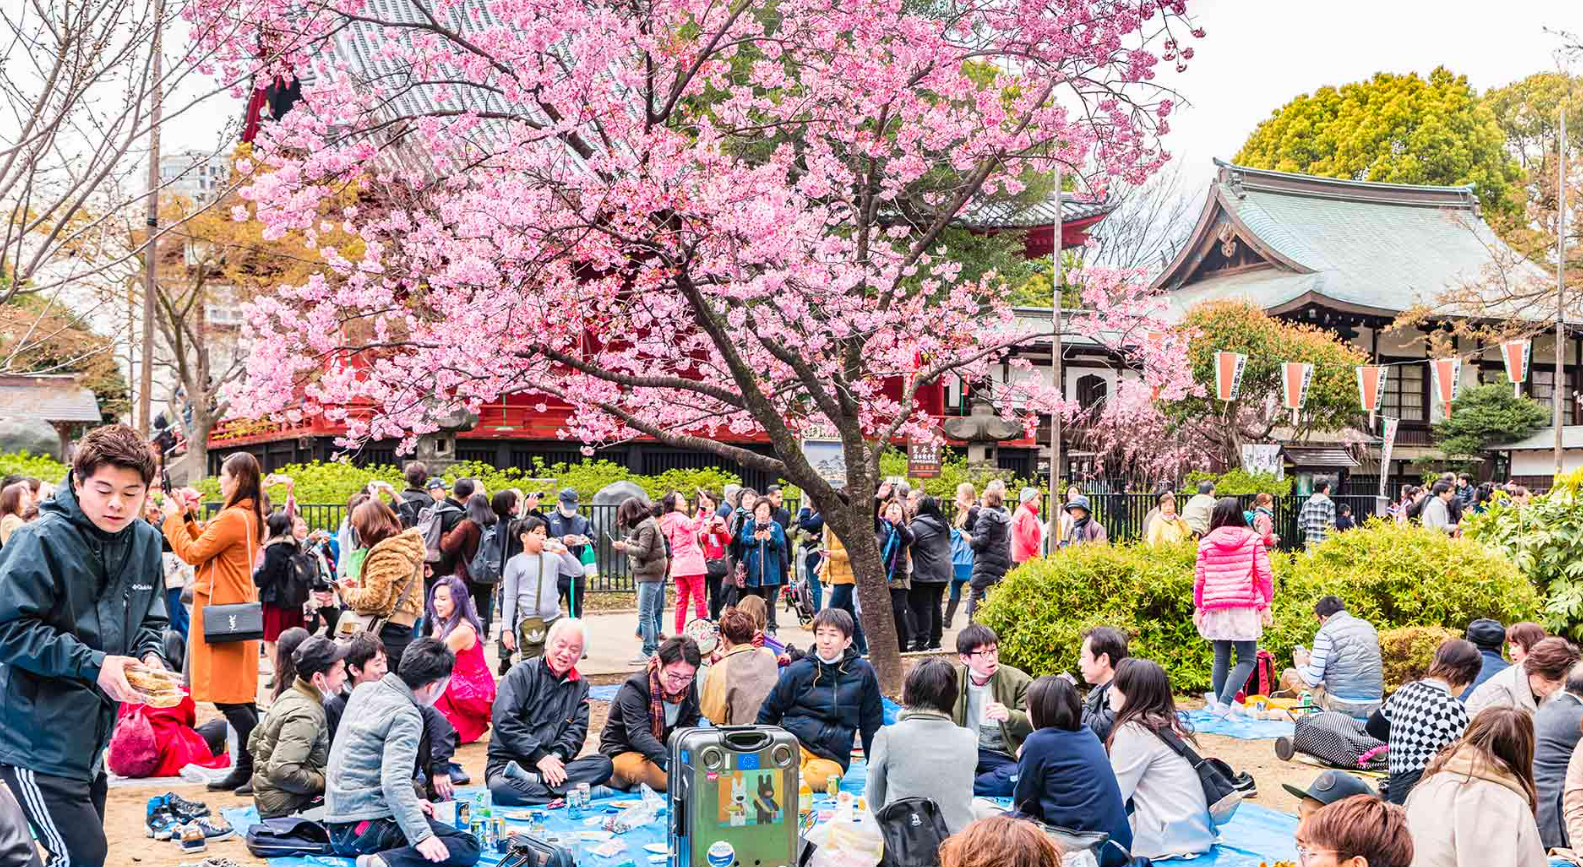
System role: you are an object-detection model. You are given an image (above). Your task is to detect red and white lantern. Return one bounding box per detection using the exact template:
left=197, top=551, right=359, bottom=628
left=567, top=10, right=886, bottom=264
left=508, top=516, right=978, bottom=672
left=1431, top=357, right=1462, bottom=418
left=1282, top=362, right=1314, bottom=426
left=1501, top=339, right=1531, bottom=397
left=1357, top=365, right=1387, bottom=430
left=1215, top=351, right=1247, bottom=402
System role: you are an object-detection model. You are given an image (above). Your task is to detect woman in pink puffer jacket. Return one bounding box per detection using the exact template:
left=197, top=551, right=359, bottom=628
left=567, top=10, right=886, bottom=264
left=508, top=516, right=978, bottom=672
left=1192, top=497, right=1275, bottom=714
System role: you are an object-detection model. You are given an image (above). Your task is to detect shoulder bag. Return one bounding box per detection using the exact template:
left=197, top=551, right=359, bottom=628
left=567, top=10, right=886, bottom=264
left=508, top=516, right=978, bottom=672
left=1154, top=727, right=1244, bottom=826
left=203, top=513, right=263, bottom=643
left=335, top=554, right=421, bottom=640
left=516, top=554, right=551, bottom=659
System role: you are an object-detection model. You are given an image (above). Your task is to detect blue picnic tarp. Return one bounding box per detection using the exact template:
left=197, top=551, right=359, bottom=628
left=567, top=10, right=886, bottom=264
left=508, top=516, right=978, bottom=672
left=1183, top=708, right=1295, bottom=740
left=229, top=764, right=1303, bottom=867
left=587, top=683, right=902, bottom=725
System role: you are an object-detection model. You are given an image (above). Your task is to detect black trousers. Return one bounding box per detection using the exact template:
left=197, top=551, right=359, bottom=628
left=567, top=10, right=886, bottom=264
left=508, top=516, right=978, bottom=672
left=215, top=701, right=260, bottom=771
left=466, top=578, right=494, bottom=634
left=0, top=764, right=108, bottom=867
left=380, top=623, right=415, bottom=674
left=706, top=564, right=727, bottom=620
left=487, top=755, right=615, bottom=805
left=889, top=587, right=914, bottom=653
left=557, top=575, right=586, bottom=618
left=907, top=583, right=945, bottom=650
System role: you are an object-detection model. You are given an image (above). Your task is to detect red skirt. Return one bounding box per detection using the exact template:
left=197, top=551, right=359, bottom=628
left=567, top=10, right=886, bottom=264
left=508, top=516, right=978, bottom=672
left=262, top=602, right=305, bottom=641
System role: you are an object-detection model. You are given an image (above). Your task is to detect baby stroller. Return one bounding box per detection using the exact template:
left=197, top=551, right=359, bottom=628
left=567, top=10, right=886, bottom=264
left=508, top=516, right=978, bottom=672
left=783, top=546, right=817, bottom=627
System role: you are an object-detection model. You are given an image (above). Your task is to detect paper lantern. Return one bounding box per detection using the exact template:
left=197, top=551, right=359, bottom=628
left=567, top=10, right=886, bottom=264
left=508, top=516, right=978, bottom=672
left=1281, top=362, right=1314, bottom=425
left=1214, top=351, right=1247, bottom=402
left=1357, top=365, right=1387, bottom=430
left=1431, top=358, right=1462, bottom=418
left=1501, top=340, right=1531, bottom=396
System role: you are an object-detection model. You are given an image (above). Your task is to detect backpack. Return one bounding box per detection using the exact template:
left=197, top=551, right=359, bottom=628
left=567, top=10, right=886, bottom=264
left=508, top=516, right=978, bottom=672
left=875, top=797, right=950, bottom=867
left=244, top=816, right=334, bottom=858
left=499, top=832, right=576, bottom=867
left=1233, top=649, right=1276, bottom=704
left=416, top=503, right=460, bottom=564
left=468, top=521, right=509, bottom=585
left=1154, top=728, right=1244, bottom=826
left=281, top=547, right=319, bottom=608
left=396, top=492, right=428, bottom=529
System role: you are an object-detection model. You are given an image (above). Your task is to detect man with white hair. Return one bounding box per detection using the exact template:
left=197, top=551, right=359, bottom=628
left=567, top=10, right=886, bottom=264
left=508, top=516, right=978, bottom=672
left=486, top=619, right=614, bottom=805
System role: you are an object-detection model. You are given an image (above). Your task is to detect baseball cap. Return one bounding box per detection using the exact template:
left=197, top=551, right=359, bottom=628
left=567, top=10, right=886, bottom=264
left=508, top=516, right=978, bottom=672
left=426, top=478, right=449, bottom=491
left=1466, top=618, right=1506, bottom=651
left=1281, top=770, right=1378, bottom=806
left=558, top=488, right=580, bottom=506
left=293, top=636, right=350, bottom=679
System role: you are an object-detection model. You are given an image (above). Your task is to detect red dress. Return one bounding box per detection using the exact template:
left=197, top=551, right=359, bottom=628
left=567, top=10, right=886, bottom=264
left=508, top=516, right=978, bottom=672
left=434, top=631, right=497, bottom=743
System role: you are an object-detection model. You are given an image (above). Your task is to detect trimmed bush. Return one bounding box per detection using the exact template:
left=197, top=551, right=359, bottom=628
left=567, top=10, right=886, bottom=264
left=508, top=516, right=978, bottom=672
left=976, top=520, right=1540, bottom=693
left=1465, top=468, right=1583, bottom=639
left=0, top=451, right=70, bottom=486
left=1379, top=626, right=1462, bottom=693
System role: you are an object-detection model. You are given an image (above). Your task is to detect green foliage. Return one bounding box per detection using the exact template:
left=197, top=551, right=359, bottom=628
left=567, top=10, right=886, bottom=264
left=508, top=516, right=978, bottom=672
left=977, top=520, right=1539, bottom=692
left=0, top=450, right=70, bottom=485
left=1234, top=67, right=1523, bottom=219
left=193, top=460, right=404, bottom=510
left=1182, top=469, right=1292, bottom=497
left=1379, top=626, right=1462, bottom=694
left=1465, top=468, right=1583, bottom=638
left=1433, top=383, right=1549, bottom=457
left=1, top=297, right=129, bottom=422
left=875, top=447, right=1036, bottom=502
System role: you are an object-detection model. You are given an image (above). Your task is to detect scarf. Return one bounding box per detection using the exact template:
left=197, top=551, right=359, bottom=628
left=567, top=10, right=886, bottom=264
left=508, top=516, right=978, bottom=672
left=646, top=655, right=687, bottom=740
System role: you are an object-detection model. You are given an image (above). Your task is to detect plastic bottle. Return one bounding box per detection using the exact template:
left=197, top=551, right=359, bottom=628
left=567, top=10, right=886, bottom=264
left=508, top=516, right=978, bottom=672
left=798, top=778, right=813, bottom=815
left=826, top=775, right=841, bottom=797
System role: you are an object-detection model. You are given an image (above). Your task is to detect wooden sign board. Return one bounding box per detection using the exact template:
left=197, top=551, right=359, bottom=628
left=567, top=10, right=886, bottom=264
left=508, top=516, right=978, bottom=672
left=907, top=442, right=942, bottom=478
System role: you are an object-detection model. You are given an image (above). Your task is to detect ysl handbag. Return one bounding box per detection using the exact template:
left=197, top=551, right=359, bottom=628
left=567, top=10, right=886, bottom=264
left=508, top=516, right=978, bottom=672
left=202, top=513, right=262, bottom=644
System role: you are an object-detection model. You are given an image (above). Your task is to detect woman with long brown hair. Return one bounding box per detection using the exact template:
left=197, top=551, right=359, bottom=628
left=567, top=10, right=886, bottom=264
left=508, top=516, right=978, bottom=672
left=1403, top=707, right=1547, bottom=866
left=1104, top=658, right=1215, bottom=860
left=337, top=498, right=427, bottom=672
left=163, top=451, right=267, bottom=793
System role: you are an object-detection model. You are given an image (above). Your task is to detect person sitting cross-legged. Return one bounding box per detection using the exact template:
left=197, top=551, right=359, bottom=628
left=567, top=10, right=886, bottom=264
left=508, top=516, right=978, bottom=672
left=325, top=637, right=481, bottom=867
left=250, top=636, right=348, bottom=819
left=700, top=608, right=780, bottom=726
left=866, top=658, right=977, bottom=834
left=1279, top=595, right=1385, bottom=719
left=487, top=619, right=613, bottom=805
left=758, top=608, right=885, bottom=791
left=599, top=636, right=702, bottom=792
left=950, top=624, right=1032, bottom=797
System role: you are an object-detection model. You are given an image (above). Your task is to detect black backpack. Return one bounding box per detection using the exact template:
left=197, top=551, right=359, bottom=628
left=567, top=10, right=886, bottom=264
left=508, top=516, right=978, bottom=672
left=244, top=816, right=333, bottom=858
left=281, top=546, right=319, bottom=608
left=874, top=797, right=950, bottom=867
left=1156, top=728, right=1244, bottom=826
left=468, top=520, right=509, bottom=585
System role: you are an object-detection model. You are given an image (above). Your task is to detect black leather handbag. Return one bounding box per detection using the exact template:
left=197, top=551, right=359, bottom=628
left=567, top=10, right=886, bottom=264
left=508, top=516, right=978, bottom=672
left=498, top=832, right=575, bottom=867
left=203, top=602, right=264, bottom=643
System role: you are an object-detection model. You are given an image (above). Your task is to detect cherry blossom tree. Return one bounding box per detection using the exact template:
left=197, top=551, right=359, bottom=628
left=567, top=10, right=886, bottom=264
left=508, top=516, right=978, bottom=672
left=190, top=0, right=1201, bottom=689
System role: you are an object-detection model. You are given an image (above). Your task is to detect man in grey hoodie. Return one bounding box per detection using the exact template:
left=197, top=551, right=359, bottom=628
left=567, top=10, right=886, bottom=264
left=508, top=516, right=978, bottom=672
left=325, top=638, right=481, bottom=867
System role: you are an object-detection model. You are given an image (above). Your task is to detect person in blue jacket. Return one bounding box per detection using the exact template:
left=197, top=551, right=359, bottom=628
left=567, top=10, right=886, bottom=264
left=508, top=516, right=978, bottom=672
left=1012, top=675, right=1134, bottom=867
left=757, top=608, right=885, bottom=790
left=737, top=499, right=786, bottom=634
left=797, top=501, right=825, bottom=611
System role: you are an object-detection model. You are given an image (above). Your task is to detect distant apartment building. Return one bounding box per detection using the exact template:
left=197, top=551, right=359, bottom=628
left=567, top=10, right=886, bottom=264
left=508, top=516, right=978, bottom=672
left=159, top=149, right=229, bottom=204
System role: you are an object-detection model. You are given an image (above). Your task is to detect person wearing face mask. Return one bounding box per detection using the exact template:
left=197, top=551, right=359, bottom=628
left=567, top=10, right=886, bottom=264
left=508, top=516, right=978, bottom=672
left=250, top=637, right=349, bottom=819
left=325, top=638, right=482, bottom=867
left=0, top=425, right=171, bottom=867
left=757, top=608, right=885, bottom=791
left=1467, top=636, right=1581, bottom=718
left=489, top=619, right=613, bottom=805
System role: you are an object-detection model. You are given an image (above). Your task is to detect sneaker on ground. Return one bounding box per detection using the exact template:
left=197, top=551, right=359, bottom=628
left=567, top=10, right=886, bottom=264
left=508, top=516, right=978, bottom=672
left=146, top=804, right=179, bottom=841
left=163, top=792, right=211, bottom=822
left=178, top=824, right=207, bottom=855
left=355, top=855, right=390, bottom=867
left=189, top=816, right=236, bottom=843
left=628, top=653, right=650, bottom=665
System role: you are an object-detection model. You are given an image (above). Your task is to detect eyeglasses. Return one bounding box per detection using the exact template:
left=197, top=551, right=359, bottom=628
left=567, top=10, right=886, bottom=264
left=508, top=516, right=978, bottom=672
left=662, top=670, right=694, bottom=685
left=967, top=647, right=999, bottom=658
left=1294, top=844, right=1335, bottom=865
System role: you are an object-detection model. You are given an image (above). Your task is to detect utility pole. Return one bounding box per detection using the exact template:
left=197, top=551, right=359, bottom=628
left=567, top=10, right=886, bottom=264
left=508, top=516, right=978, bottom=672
left=138, top=0, right=164, bottom=436
left=1558, top=108, right=1568, bottom=474
left=1050, top=162, right=1063, bottom=497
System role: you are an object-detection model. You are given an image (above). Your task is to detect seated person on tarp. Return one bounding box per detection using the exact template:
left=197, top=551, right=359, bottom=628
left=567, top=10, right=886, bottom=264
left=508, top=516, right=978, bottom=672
left=700, top=608, right=780, bottom=726
left=758, top=608, right=884, bottom=791
left=1280, top=595, right=1385, bottom=718
left=1296, top=794, right=1413, bottom=867
left=599, top=636, right=702, bottom=791
left=866, top=658, right=976, bottom=834
left=250, top=636, right=347, bottom=818
left=1366, top=638, right=1479, bottom=806
left=1104, top=659, right=1214, bottom=861
left=488, top=619, right=613, bottom=805
left=1280, top=770, right=1379, bottom=820
left=325, top=638, right=482, bottom=867
left=949, top=624, right=1032, bottom=797
left=1461, top=619, right=1512, bottom=700
left=325, top=630, right=464, bottom=800
left=1011, top=674, right=1132, bottom=867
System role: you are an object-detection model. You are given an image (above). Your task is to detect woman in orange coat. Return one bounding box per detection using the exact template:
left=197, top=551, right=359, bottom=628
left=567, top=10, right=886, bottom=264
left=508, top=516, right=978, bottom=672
left=162, top=452, right=266, bottom=794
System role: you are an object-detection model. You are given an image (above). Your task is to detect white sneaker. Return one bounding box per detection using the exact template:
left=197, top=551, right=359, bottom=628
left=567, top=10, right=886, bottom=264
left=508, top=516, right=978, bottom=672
left=1210, top=702, right=1231, bottom=718
left=1202, top=692, right=1218, bottom=708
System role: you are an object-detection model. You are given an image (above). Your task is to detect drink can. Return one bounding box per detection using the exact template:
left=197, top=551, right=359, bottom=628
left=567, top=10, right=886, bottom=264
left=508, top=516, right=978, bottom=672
left=826, top=775, right=841, bottom=797
left=493, top=818, right=506, bottom=852
left=568, top=791, right=583, bottom=820
left=456, top=799, right=471, bottom=829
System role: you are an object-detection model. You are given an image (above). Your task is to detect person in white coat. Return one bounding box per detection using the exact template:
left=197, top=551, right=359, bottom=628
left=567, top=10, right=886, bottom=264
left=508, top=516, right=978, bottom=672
left=1465, top=637, right=1578, bottom=718
left=1403, top=706, right=1548, bottom=867
left=1105, top=658, right=1215, bottom=860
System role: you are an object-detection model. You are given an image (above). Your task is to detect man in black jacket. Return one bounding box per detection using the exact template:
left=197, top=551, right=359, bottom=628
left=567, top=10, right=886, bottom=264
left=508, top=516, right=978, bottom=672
left=489, top=620, right=614, bottom=804
left=545, top=489, right=592, bottom=618
left=599, top=637, right=701, bottom=792
left=0, top=425, right=169, bottom=867
left=1078, top=626, right=1128, bottom=742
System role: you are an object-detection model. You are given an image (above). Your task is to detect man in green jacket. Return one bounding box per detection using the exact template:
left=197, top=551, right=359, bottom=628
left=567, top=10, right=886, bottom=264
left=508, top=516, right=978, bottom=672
left=951, top=624, right=1032, bottom=797
left=252, top=636, right=349, bottom=818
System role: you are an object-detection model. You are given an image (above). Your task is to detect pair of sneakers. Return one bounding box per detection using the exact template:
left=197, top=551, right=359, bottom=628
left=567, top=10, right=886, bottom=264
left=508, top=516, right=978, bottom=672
left=146, top=792, right=210, bottom=840
left=175, top=815, right=236, bottom=854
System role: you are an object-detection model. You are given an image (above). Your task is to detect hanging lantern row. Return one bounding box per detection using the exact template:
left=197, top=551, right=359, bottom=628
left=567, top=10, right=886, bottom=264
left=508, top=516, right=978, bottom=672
left=1281, top=362, right=1314, bottom=426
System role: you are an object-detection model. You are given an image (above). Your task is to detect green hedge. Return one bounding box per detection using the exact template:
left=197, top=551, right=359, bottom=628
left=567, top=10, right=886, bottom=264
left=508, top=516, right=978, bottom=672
left=0, top=451, right=70, bottom=486
left=976, top=520, right=1540, bottom=693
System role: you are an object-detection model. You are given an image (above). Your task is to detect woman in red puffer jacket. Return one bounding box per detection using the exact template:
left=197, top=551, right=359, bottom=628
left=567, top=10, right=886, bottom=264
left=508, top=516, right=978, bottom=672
left=1192, top=497, right=1274, bottom=715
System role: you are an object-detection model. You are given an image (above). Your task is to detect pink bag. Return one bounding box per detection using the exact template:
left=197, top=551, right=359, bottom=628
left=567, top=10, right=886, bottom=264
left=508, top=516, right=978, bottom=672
left=108, top=707, right=160, bottom=778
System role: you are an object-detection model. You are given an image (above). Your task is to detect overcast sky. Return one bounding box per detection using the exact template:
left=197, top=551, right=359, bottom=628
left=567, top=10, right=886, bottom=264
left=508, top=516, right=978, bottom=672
left=166, top=0, right=1583, bottom=177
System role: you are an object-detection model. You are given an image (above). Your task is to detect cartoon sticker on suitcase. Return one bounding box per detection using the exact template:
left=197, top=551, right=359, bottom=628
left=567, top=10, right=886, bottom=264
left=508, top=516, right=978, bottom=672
left=717, top=770, right=783, bottom=828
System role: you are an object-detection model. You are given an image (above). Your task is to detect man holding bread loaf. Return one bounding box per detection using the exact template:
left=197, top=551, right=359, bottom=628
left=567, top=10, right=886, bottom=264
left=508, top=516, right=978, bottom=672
left=0, top=424, right=171, bottom=867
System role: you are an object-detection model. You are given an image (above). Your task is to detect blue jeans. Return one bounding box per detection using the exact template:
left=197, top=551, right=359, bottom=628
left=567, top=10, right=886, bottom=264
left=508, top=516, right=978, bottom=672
left=805, top=551, right=824, bottom=612
left=1212, top=639, right=1258, bottom=708
left=827, top=584, right=868, bottom=655
left=973, top=746, right=1018, bottom=797
left=637, top=580, right=665, bottom=655
left=165, top=587, right=188, bottom=639
left=328, top=816, right=481, bottom=867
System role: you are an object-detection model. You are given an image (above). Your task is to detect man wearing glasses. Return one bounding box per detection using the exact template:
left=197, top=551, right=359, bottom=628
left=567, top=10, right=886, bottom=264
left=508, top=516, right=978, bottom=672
left=599, top=636, right=701, bottom=791
left=950, top=624, right=1032, bottom=797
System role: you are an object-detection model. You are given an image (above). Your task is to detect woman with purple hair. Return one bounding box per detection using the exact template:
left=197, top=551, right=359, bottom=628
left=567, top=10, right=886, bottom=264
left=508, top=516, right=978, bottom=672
left=427, top=573, right=498, bottom=743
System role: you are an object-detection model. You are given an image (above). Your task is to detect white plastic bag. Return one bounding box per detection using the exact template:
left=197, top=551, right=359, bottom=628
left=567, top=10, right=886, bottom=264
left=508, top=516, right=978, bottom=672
left=805, top=802, right=884, bottom=867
